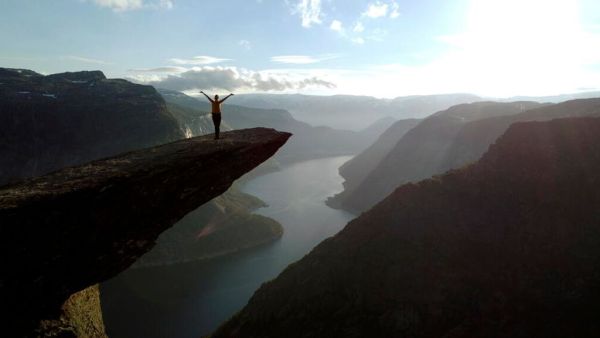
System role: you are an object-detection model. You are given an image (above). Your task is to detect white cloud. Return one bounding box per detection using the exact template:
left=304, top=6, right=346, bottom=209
left=63, top=55, right=111, bottom=65
left=132, top=66, right=336, bottom=92
left=169, top=56, right=232, bottom=65
left=294, top=0, right=323, bottom=28
left=270, top=54, right=339, bottom=64
left=351, top=37, right=365, bottom=44
left=330, top=20, right=343, bottom=32
left=390, top=2, right=400, bottom=18
left=239, top=40, right=252, bottom=50
left=87, top=0, right=172, bottom=11
left=353, top=22, right=365, bottom=33
left=338, top=0, right=600, bottom=98
left=158, top=0, right=173, bottom=9
left=128, top=66, right=187, bottom=73
left=362, top=1, right=399, bottom=19
left=363, top=2, right=388, bottom=18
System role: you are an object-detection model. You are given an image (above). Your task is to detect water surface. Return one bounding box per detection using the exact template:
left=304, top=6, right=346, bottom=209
left=101, top=156, right=355, bottom=338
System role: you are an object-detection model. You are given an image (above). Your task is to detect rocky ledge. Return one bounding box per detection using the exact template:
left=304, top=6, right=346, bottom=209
left=0, top=128, right=290, bottom=336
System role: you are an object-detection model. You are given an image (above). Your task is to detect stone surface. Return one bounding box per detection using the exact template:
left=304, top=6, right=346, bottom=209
left=0, top=128, right=290, bottom=336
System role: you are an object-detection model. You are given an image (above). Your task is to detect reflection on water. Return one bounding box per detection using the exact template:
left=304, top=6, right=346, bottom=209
left=101, top=156, right=355, bottom=338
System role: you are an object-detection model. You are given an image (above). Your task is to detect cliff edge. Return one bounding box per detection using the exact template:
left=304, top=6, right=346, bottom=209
left=0, top=128, right=290, bottom=336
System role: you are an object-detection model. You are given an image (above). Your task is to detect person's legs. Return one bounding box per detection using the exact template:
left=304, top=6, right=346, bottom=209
left=212, top=113, right=221, bottom=139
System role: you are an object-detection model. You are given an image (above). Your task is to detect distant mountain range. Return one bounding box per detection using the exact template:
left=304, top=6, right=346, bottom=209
left=158, top=89, right=396, bottom=163
left=332, top=99, right=600, bottom=212
left=229, top=93, right=481, bottom=130
left=327, top=118, right=422, bottom=210
left=213, top=116, right=600, bottom=338
left=330, top=101, right=545, bottom=212
left=228, top=91, right=600, bottom=130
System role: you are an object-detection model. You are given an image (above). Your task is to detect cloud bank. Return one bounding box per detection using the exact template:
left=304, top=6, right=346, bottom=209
left=270, top=54, right=339, bottom=64
left=294, top=0, right=322, bottom=28
left=169, top=56, right=232, bottom=65
left=132, top=66, right=336, bottom=92
left=87, top=0, right=173, bottom=12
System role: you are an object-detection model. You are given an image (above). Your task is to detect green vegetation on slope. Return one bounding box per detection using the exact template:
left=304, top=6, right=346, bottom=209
left=135, top=184, right=283, bottom=267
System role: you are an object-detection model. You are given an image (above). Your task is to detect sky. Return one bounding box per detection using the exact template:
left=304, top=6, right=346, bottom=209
left=1, top=0, right=600, bottom=98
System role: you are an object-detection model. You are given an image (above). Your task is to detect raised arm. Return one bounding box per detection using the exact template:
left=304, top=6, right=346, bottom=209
left=200, top=91, right=214, bottom=103
left=219, top=93, right=234, bottom=103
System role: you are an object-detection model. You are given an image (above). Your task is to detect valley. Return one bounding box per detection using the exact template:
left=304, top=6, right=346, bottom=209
left=100, top=156, right=354, bottom=338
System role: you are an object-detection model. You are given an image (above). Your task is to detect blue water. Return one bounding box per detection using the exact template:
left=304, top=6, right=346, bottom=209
left=101, top=156, right=355, bottom=338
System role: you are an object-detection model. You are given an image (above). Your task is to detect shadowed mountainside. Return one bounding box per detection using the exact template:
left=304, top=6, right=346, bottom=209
left=0, top=128, right=290, bottom=337
left=213, top=117, right=600, bottom=338
left=0, top=68, right=183, bottom=185
left=327, top=118, right=421, bottom=209
left=440, top=98, right=600, bottom=172
left=337, top=101, right=545, bottom=212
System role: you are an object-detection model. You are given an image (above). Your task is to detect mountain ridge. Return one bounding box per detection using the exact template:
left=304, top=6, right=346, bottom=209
left=213, top=117, right=600, bottom=338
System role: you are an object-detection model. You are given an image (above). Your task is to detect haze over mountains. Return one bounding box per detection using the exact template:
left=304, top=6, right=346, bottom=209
left=230, top=93, right=482, bottom=130
left=159, top=89, right=395, bottom=163
left=229, top=91, right=600, bottom=130
left=332, top=99, right=600, bottom=212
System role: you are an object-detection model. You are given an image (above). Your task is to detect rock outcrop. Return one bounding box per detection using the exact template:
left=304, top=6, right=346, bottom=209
left=0, top=128, right=290, bottom=337
left=213, top=118, right=600, bottom=338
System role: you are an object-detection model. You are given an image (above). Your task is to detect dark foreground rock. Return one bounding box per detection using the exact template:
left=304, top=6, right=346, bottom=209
left=213, top=118, right=600, bottom=338
left=0, top=128, right=290, bottom=337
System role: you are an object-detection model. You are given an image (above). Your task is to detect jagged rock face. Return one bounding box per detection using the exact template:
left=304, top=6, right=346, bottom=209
left=0, top=128, right=290, bottom=337
left=213, top=118, right=600, bottom=338
left=0, top=68, right=183, bottom=185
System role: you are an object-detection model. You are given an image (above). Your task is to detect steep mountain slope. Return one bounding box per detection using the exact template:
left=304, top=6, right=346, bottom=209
left=340, top=101, right=544, bottom=212
left=0, top=68, right=183, bottom=185
left=213, top=117, right=600, bottom=338
left=327, top=118, right=421, bottom=209
left=441, top=98, right=600, bottom=172
left=230, top=93, right=482, bottom=130
left=504, top=90, right=600, bottom=103
left=159, top=89, right=386, bottom=163
left=0, top=128, right=290, bottom=337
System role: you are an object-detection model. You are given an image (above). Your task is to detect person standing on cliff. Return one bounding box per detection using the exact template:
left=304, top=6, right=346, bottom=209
left=200, top=91, right=234, bottom=140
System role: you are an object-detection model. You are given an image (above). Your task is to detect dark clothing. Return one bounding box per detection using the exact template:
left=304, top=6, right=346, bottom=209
left=212, top=113, right=221, bottom=139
